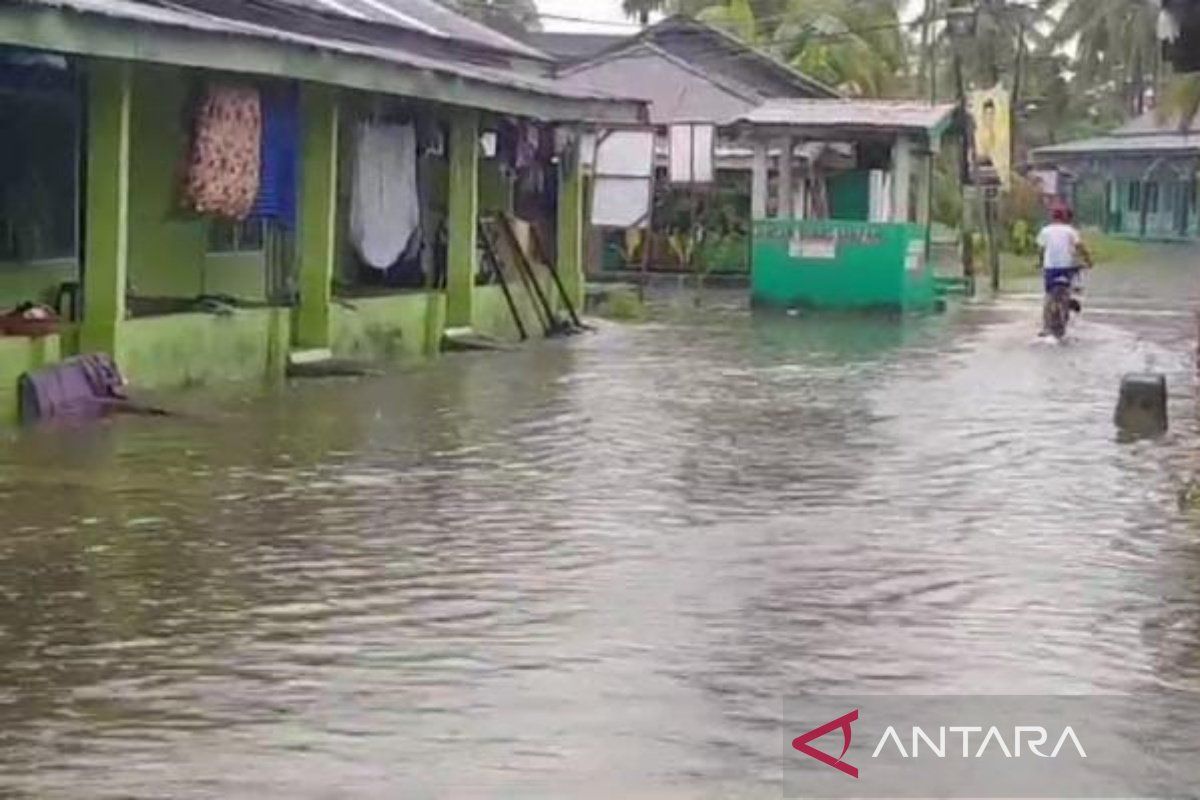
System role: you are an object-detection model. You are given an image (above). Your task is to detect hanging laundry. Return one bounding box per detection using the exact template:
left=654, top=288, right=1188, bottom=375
left=250, top=85, right=298, bottom=228
left=185, top=85, right=262, bottom=220
left=350, top=121, right=420, bottom=270
left=515, top=121, right=539, bottom=172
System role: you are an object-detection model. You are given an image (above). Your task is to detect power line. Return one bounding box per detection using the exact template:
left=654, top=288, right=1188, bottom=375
left=449, top=0, right=930, bottom=35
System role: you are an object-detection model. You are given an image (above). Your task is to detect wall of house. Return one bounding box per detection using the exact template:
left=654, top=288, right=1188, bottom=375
left=1107, top=177, right=1199, bottom=240
left=472, top=279, right=558, bottom=342
left=128, top=64, right=270, bottom=302
left=127, top=64, right=207, bottom=298
left=559, top=50, right=755, bottom=125
left=117, top=307, right=290, bottom=390
left=654, top=28, right=821, bottom=98
left=0, top=61, right=81, bottom=311
left=0, top=55, right=585, bottom=426
left=330, top=291, right=444, bottom=362
left=0, top=63, right=269, bottom=317
left=0, top=261, right=77, bottom=310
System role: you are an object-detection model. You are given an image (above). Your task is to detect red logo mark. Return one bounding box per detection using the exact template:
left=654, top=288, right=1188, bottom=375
left=792, top=709, right=859, bottom=779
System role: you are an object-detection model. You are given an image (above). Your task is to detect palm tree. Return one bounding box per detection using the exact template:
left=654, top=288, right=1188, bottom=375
left=665, top=0, right=905, bottom=96
left=770, top=0, right=906, bottom=96
left=695, top=0, right=759, bottom=42
left=1054, top=0, right=1160, bottom=115
left=1160, top=72, right=1200, bottom=130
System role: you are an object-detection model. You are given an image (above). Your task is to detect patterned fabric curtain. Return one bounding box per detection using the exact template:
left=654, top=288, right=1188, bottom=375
left=185, top=85, right=262, bottom=220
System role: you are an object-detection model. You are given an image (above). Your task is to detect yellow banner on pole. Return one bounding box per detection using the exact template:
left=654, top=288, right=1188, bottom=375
left=968, top=84, right=1011, bottom=189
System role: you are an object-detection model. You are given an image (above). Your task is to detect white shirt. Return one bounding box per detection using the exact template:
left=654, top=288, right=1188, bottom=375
left=1037, top=223, right=1081, bottom=270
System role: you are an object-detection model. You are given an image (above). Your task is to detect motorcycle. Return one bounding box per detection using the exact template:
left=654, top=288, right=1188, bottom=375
left=1043, top=269, right=1083, bottom=341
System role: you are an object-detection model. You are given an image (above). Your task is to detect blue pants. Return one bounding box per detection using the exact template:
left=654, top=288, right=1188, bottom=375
left=1044, top=267, right=1081, bottom=293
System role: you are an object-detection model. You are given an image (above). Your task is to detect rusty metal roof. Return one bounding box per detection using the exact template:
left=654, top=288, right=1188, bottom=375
left=733, top=99, right=958, bottom=136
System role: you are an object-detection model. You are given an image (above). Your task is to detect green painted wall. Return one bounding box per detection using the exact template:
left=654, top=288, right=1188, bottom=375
left=751, top=219, right=935, bottom=311
left=0, top=261, right=77, bottom=309
left=328, top=282, right=549, bottom=364
left=201, top=252, right=267, bottom=300
left=127, top=64, right=208, bottom=298
left=330, top=291, right=444, bottom=361
left=0, top=334, right=61, bottom=423
left=126, top=64, right=270, bottom=302
left=472, top=277, right=559, bottom=342
left=0, top=59, right=587, bottom=425
left=117, top=307, right=290, bottom=389
left=0, top=63, right=270, bottom=314
left=1109, top=178, right=1199, bottom=241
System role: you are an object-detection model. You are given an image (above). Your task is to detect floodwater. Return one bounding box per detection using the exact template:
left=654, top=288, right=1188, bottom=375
left=2, top=249, right=1200, bottom=798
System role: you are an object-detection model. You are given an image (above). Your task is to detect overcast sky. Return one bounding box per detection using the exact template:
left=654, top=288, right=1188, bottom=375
left=536, top=0, right=642, bottom=32
left=536, top=0, right=925, bottom=32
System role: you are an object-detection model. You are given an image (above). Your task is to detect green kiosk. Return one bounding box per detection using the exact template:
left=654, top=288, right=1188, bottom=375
left=729, top=100, right=958, bottom=312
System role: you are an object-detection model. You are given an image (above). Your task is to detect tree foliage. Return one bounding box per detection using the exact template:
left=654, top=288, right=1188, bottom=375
left=446, top=0, right=541, bottom=36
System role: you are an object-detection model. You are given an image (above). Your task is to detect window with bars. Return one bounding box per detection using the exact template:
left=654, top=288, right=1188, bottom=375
left=207, top=218, right=266, bottom=254
left=1127, top=182, right=1141, bottom=212
left=0, top=72, right=80, bottom=263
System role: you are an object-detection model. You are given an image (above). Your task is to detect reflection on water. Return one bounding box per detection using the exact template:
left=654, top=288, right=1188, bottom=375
left=2, top=250, right=1200, bottom=797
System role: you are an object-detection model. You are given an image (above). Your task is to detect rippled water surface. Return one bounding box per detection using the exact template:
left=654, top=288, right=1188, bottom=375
left=3, top=251, right=1200, bottom=798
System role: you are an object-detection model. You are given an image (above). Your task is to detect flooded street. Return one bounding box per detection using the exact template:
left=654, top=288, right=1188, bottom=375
left=2, top=250, right=1200, bottom=798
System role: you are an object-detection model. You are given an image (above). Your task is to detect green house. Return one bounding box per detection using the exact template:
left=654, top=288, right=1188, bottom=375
left=0, top=0, right=645, bottom=423
left=1032, top=112, right=1200, bottom=242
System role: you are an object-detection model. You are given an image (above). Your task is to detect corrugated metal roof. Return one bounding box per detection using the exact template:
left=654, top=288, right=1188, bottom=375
left=529, top=32, right=626, bottom=62
left=563, top=15, right=838, bottom=101
left=648, top=17, right=837, bottom=99
left=10, top=0, right=633, bottom=111
left=271, top=0, right=546, bottom=60
left=558, top=42, right=759, bottom=125
left=1034, top=133, right=1200, bottom=157
left=733, top=99, right=957, bottom=135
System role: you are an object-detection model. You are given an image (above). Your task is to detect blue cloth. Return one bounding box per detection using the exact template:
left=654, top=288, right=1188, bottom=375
left=1044, top=267, right=1081, bottom=293
left=250, top=87, right=298, bottom=228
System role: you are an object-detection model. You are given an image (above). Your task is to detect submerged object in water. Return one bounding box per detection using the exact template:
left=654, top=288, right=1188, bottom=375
left=19, top=354, right=129, bottom=424
left=1115, top=373, right=1168, bottom=438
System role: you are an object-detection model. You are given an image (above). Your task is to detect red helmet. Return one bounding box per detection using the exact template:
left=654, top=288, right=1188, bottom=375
left=1050, top=203, right=1073, bottom=223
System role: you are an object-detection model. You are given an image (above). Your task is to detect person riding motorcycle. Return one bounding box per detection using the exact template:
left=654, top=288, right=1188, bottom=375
left=1037, top=205, right=1093, bottom=333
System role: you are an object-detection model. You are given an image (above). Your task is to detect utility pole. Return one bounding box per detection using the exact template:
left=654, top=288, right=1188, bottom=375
left=1010, top=18, right=1027, bottom=179
left=924, top=0, right=939, bottom=262
left=950, top=9, right=972, bottom=290
left=919, top=0, right=935, bottom=99
left=985, top=185, right=1000, bottom=293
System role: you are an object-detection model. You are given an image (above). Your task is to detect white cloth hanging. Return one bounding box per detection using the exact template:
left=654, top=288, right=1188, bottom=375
left=350, top=121, right=420, bottom=270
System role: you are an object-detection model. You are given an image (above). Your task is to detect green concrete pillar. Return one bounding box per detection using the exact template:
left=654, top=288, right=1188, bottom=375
left=556, top=138, right=585, bottom=311
left=81, top=60, right=133, bottom=355
left=446, top=110, right=479, bottom=328
left=295, top=84, right=339, bottom=349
